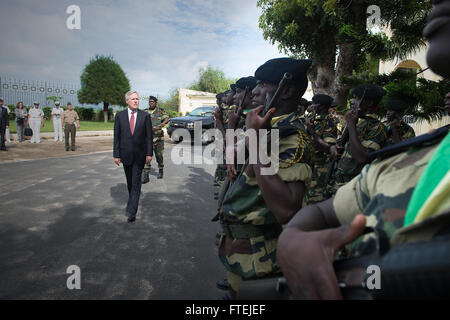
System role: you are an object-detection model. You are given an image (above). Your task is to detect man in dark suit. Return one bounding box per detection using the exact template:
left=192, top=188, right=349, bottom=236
left=0, top=98, right=9, bottom=151
left=114, top=90, right=153, bottom=222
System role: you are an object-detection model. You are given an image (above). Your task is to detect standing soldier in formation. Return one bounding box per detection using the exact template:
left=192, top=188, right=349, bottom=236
left=51, top=101, right=64, bottom=142
left=384, top=99, right=416, bottom=145
left=213, top=92, right=228, bottom=187
left=27, top=101, right=45, bottom=144
left=305, top=94, right=338, bottom=204
left=142, top=96, right=169, bottom=183
left=330, top=84, right=388, bottom=192
left=218, top=57, right=313, bottom=299
left=297, top=98, right=311, bottom=119
left=61, top=102, right=80, bottom=151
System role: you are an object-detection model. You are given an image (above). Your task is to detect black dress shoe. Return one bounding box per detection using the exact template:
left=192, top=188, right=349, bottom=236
left=127, top=216, right=136, bottom=223
left=216, top=279, right=230, bottom=291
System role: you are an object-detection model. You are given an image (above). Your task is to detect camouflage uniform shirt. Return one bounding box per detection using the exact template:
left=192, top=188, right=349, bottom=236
left=146, top=107, right=168, bottom=139
left=334, top=114, right=388, bottom=187
left=333, top=136, right=448, bottom=258
left=306, top=114, right=338, bottom=204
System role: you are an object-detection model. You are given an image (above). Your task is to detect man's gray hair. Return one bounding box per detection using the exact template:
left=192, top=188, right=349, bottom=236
left=125, top=90, right=139, bottom=101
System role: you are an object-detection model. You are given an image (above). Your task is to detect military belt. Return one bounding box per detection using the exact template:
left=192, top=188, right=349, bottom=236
left=221, top=222, right=282, bottom=239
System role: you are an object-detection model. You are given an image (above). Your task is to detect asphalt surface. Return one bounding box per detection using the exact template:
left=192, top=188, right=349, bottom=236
left=0, top=142, right=226, bottom=300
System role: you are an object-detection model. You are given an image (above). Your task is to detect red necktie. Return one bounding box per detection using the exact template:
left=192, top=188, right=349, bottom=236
left=130, top=111, right=135, bottom=135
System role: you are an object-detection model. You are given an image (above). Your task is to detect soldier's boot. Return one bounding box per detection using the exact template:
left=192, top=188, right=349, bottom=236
left=158, top=168, right=163, bottom=179
left=142, top=170, right=150, bottom=184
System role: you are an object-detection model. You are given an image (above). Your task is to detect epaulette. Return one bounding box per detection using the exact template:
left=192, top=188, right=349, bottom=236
left=368, top=125, right=449, bottom=161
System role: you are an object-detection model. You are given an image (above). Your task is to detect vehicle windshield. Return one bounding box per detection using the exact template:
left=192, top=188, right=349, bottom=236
left=188, top=107, right=214, bottom=117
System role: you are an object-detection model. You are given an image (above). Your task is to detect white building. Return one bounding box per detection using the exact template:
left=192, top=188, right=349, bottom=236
left=178, top=88, right=217, bottom=115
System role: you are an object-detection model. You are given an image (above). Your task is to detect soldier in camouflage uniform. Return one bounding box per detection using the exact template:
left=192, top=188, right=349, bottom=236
left=275, top=0, right=450, bottom=299
left=218, top=57, right=313, bottom=299
left=142, top=96, right=169, bottom=183
left=305, top=94, right=338, bottom=204
left=214, top=90, right=236, bottom=187
left=276, top=126, right=449, bottom=298
left=297, top=98, right=311, bottom=119
left=330, top=84, right=388, bottom=193
left=213, top=92, right=228, bottom=186
left=383, top=99, right=415, bottom=145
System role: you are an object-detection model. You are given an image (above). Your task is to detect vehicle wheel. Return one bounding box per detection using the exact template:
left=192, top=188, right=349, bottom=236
left=170, top=134, right=183, bottom=143
left=201, top=129, right=210, bottom=145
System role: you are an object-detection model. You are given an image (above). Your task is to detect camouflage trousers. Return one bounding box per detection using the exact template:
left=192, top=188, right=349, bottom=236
left=306, top=162, right=334, bottom=204
left=217, top=234, right=281, bottom=292
left=144, top=137, right=164, bottom=171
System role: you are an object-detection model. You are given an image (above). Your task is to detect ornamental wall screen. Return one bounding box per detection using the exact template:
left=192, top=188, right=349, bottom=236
left=0, top=76, right=81, bottom=107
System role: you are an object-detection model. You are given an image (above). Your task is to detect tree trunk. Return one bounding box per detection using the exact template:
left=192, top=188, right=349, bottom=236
left=309, top=62, right=336, bottom=97
left=333, top=43, right=359, bottom=106
left=103, top=102, right=110, bottom=123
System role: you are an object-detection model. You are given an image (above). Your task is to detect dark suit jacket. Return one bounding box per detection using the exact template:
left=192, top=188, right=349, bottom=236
left=113, top=109, right=153, bottom=167
left=0, top=106, right=9, bottom=129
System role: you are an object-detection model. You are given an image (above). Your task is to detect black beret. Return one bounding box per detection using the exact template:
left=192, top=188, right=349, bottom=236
left=352, top=84, right=386, bottom=101
left=235, top=76, right=257, bottom=91
left=255, top=57, right=312, bottom=85
left=149, top=96, right=158, bottom=102
left=230, top=84, right=237, bottom=92
left=386, top=99, right=409, bottom=111
left=216, top=92, right=224, bottom=100
left=299, top=98, right=311, bottom=107
left=312, top=94, right=334, bottom=107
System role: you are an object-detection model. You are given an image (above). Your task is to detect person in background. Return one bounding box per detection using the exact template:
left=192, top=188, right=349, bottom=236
left=51, top=101, right=64, bottom=142
left=14, top=101, right=28, bottom=142
left=61, top=102, right=80, bottom=151
left=0, top=98, right=9, bottom=150
left=384, top=99, right=416, bottom=145
left=27, top=101, right=44, bottom=144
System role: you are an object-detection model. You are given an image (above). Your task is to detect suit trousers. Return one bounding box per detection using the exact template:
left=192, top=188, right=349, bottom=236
left=123, top=161, right=144, bottom=218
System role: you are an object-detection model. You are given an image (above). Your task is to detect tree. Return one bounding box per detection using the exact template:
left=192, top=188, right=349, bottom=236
left=188, top=65, right=237, bottom=93
left=78, top=55, right=130, bottom=122
left=257, top=0, right=431, bottom=105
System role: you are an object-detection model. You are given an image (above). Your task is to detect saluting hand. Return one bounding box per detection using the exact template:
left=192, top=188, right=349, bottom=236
left=344, top=110, right=358, bottom=128
left=245, top=105, right=276, bottom=131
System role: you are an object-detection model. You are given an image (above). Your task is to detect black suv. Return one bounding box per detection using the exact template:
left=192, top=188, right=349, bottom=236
left=167, top=106, right=216, bottom=144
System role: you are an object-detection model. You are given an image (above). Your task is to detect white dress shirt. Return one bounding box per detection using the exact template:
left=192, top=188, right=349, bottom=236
left=128, top=107, right=138, bottom=123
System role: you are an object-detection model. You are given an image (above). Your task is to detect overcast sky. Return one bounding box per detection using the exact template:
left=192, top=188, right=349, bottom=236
left=0, top=0, right=285, bottom=100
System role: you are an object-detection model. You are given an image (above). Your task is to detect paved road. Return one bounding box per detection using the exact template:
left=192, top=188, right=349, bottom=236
left=0, top=142, right=225, bottom=299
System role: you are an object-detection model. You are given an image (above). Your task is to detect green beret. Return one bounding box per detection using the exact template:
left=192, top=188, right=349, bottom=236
left=312, top=94, right=334, bottom=107
left=235, top=76, right=257, bottom=91
left=386, top=99, right=409, bottom=111
left=352, top=84, right=386, bottom=101
left=255, top=58, right=312, bottom=96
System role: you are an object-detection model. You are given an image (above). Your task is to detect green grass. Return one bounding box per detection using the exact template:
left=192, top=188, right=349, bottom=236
left=8, top=120, right=115, bottom=133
